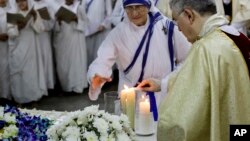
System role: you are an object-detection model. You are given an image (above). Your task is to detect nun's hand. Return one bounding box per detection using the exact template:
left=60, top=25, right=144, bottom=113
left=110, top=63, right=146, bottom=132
left=71, top=15, right=78, bottom=23
left=17, top=21, right=26, bottom=30
left=91, top=74, right=112, bottom=90
left=56, top=16, right=62, bottom=25
left=30, top=9, right=37, bottom=20
left=98, top=25, right=105, bottom=32
left=0, top=33, right=8, bottom=41
left=137, top=79, right=161, bottom=92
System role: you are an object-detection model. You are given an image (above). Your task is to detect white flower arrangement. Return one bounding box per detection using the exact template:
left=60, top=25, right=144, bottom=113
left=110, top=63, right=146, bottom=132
left=46, top=105, right=136, bottom=141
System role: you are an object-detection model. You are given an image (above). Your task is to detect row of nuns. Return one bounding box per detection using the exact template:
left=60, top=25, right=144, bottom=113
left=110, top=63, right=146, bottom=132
left=0, top=0, right=124, bottom=104
left=1, top=0, right=248, bottom=104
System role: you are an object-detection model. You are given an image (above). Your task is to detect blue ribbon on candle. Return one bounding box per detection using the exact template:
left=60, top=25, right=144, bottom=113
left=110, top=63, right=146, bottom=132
left=146, top=91, right=158, bottom=121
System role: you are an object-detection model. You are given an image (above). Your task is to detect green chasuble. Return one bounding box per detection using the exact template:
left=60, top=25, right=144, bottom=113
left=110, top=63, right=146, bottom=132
left=157, top=15, right=250, bottom=141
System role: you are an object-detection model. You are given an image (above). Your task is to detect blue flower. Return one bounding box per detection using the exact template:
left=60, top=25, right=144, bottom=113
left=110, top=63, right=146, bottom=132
left=1, top=105, right=53, bottom=141
left=0, top=120, right=6, bottom=129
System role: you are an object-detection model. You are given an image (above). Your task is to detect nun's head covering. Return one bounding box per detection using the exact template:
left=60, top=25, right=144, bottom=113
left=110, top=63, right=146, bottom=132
left=0, top=0, right=13, bottom=10
left=1, top=0, right=20, bottom=13
left=15, top=0, right=33, bottom=11
left=123, top=0, right=151, bottom=8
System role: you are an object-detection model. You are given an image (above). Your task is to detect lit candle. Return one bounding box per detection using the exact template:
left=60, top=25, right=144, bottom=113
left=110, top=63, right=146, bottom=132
left=139, top=98, right=150, bottom=114
left=120, top=85, right=135, bottom=129
left=135, top=95, right=155, bottom=135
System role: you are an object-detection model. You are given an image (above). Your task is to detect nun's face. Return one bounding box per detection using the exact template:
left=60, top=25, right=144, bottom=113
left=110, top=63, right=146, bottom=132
left=16, top=0, right=28, bottom=11
left=65, top=0, right=74, bottom=5
left=125, top=5, right=149, bottom=26
left=0, top=0, right=7, bottom=7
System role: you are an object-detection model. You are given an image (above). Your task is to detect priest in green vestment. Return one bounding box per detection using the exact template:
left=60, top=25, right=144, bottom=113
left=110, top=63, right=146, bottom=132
left=137, top=0, right=250, bottom=141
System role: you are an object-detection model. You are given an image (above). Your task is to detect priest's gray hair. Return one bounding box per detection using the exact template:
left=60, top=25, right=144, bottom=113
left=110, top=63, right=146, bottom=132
left=169, top=0, right=217, bottom=16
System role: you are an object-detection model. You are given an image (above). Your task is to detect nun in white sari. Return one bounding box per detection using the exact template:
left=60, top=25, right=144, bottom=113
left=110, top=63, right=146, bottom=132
left=7, top=0, right=47, bottom=103
left=53, top=0, right=88, bottom=93
left=32, top=0, right=55, bottom=89
left=87, top=0, right=190, bottom=103
left=0, top=0, right=15, bottom=100
left=84, top=0, right=113, bottom=66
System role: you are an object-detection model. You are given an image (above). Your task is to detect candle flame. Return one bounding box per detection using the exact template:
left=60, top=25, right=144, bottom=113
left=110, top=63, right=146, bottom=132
left=124, top=85, right=129, bottom=89
left=142, top=95, right=145, bottom=99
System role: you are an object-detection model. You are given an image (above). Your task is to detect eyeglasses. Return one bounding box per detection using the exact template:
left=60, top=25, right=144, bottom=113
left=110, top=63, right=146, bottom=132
left=125, top=5, right=147, bottom=14
left=172, top=10, right=184, bottom=25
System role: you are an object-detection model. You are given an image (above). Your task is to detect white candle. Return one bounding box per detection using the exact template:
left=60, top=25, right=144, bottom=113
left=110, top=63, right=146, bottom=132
left=135, top=95, right=155, bottom=135
left=139, top=98, right=150, bottom=114
left=120, top=85, right=135, bottom=129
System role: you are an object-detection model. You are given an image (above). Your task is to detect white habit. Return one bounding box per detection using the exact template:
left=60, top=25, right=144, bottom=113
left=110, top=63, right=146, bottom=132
left=53, top=1, right=88, bottom=93
left=85, top=0, right=113, bottom=66
left=7, top=0, right=47, bottom=103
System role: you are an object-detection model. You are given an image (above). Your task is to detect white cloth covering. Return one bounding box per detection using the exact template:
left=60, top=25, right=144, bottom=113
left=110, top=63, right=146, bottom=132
left=87, top=13, right=191, bottom=103
left=7, top=0, right=47, bottom=103
left=53, top=1, right=88, bottom=93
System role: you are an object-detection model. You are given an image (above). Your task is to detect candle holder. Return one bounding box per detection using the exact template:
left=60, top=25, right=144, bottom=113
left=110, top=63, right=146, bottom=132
left=135, top=91, right=155, bottom=135
left=104, top=91, right=121, bottom=115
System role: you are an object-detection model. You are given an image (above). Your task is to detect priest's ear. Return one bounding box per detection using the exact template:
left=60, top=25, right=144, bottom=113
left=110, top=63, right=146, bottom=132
left=182, top=8, right=195, bottom=25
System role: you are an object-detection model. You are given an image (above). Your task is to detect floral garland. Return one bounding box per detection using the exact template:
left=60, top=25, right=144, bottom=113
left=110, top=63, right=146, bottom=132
left=0, top=105, right=52, bottom=141
left=0, top=105, right=135, bottom=141
left=47, top=105, right=136, bottom=141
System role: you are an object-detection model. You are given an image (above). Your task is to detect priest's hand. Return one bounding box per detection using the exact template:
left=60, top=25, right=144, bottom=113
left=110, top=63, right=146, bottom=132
left=91, top=74, right=112, bottom=90
left=0, top=33, right=8, bottom=41
left=137, top=79, right=161, bottom=92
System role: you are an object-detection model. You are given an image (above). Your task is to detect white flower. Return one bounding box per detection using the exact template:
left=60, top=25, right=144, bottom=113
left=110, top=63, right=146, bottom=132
left=55, top=122, right=67, bottom=135
left=83, top=131, right=98, bottom=141
left=46, top=125, right=59, bottom=140
left=107, top=135, right=116, bottom=141
left=2, top=125, right=18, bottom=139
left=0, top=107, right=4, bottom=119
left=46, top=105, right=135, bottom=141
left=84, top=105, right=99, bottom=115
left=101, top=112, right=114, bottom=120
left=62, top=126, right=81, bottom=139
left=117, top=132, right=132, bottom=141
left=76, top=112, right=88, bottom=125
left=3, top=113, right=16, bottom=124
left=93, top=117, right=109, bottom=134
left=99, top=135, right=108, bottom=141
left=110, top=116, right=122, bottom=131
left=65, top=136, right=81, bottom=141
left=96, top=110, right=105, bottom=117
left=120, top=114, right=130, bottom=127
